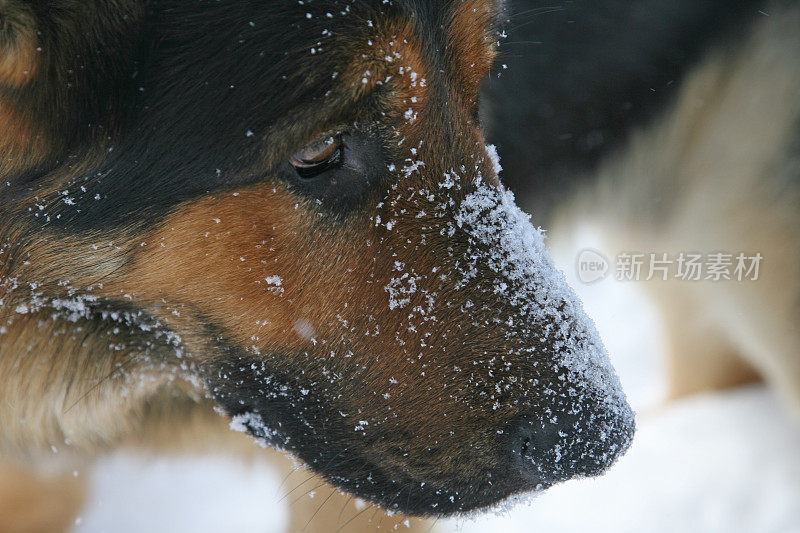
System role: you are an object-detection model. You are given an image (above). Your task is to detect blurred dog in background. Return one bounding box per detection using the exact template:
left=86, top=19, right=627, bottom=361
left=488, top=0, right=800, bottom=413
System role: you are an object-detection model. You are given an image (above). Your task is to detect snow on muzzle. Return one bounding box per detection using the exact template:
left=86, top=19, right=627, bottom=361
left=454, top=181, right=635, bottom=490
left=206, top=177, right=635, bottom=516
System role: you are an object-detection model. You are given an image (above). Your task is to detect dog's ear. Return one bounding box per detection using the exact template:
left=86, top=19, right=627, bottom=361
left=0, top=1, right=37, bottom=87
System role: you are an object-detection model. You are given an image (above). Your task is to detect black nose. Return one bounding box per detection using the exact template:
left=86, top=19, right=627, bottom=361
left=507, top=405, right=635, bottom=487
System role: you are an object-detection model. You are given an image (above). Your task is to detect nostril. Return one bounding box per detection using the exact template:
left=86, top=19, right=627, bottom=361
left=520, top=437, right=531, bottom=456
left=507, top=406, right=634, bottom=487
left=507, top=417, right=565, bottom=485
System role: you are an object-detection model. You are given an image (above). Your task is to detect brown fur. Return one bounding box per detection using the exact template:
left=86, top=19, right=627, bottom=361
left=447, top=0, right=498, bottom=100
left=0, top=103, right=48, bottom=175
left=0, top=1, right=37, bottom=86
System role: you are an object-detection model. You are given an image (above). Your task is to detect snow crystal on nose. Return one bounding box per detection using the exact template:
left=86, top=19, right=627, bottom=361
left=454, top=182, right=628, bottom=411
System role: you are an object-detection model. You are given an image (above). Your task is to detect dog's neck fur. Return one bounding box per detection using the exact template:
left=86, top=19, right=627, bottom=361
left=0, top=307, right=183, bottom=461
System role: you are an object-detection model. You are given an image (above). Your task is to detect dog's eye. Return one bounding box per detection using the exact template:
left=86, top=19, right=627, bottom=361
left=282, top=129, right=385, bottom=214
left=289, top=135, right=342, bottom=179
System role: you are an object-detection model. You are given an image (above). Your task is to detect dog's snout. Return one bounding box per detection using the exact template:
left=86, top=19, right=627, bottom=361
left=506, top=402, right=635, bottom=487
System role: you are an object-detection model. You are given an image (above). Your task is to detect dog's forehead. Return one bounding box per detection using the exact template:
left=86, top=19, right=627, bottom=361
left=255, top=1, right=501, bottom=95
left=186, top=0, right=504, bottom=182
left=227, top=0, right=504, bottom=102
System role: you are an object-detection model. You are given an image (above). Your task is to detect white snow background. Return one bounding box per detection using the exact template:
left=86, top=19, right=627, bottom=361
left=73, top=226, right=800, bottom=533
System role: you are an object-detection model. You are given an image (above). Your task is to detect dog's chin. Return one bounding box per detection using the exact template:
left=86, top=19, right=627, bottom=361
left=220, top=402, right=517, bottom=516
left=206, top=372, right=491, bottom=515
left=228, top=411, right=531, bottom=516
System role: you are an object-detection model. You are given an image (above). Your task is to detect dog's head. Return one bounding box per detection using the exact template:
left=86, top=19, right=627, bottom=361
left=0, top=0, right=633, bottom=516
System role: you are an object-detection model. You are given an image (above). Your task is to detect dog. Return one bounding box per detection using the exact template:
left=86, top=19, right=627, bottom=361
left=0, top=1, right=634, bottom=531
left=487, top=0, right=800, bottom=414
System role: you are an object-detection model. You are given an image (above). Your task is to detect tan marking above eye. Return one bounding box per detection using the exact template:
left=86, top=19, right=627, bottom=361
left=0, top=4, right=38, bottom=87
left=446, top=0, right=499, bottom=98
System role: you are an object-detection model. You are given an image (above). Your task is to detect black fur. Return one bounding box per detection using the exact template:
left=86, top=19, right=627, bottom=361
left=484, top=0, right=768, bottom=221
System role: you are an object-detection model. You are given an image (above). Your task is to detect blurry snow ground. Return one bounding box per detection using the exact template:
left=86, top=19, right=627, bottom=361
left=75, top=455, right=286, bottom=533
left=74, top=226, right=800, bottom=533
